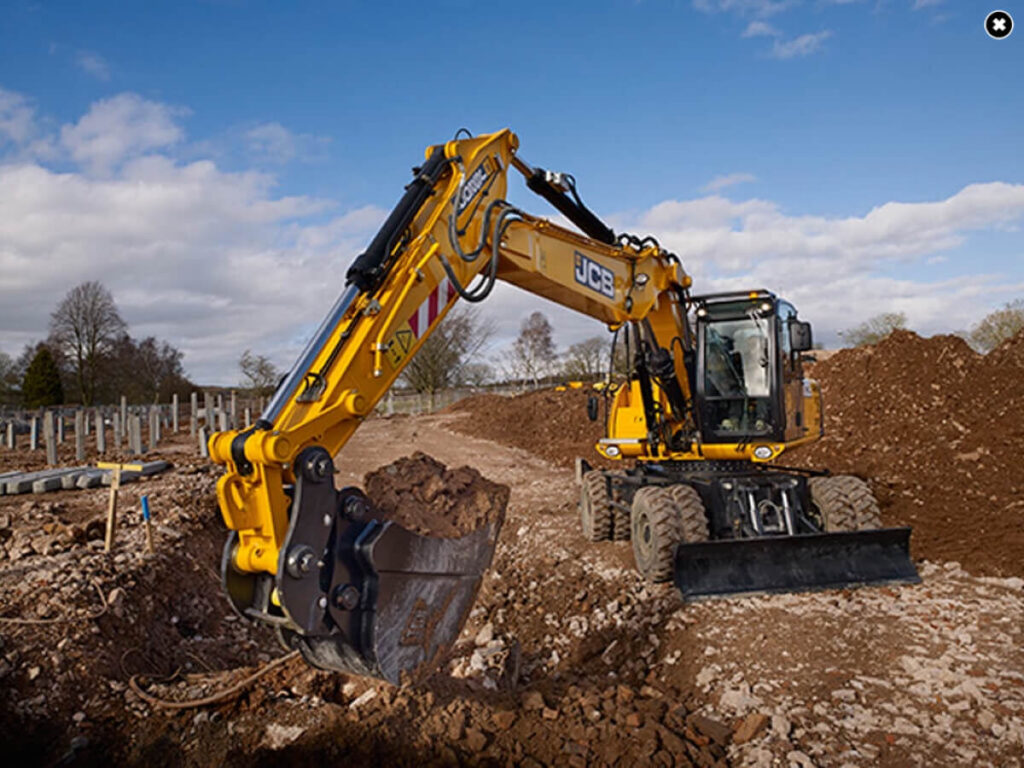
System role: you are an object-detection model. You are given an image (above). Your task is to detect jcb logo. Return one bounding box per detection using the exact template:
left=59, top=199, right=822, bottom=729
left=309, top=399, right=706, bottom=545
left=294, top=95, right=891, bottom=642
left=456, top=162, right=491, bottom=214
left=574, top=252, right=614, bottom=299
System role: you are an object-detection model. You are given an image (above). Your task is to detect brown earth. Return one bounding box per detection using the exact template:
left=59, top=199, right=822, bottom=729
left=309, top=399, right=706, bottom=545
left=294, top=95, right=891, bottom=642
left=798, top=329, right=1024, bottom=578
left=446, top=388, right=609, bottom=470
left=364, top=452, right=508, bottom=538
left=1, top=341, right=1023, bottom=767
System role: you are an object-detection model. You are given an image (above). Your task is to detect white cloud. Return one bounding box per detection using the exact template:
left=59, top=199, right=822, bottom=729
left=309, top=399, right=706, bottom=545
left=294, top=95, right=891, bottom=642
left=702, top=172, right=758, bottom=192
left=0, top=88, right=385, bottom=383
left=741, top=20, right=780, bottom=37
left=770, top=30, right=833, bottom=58
left=75, top=50, right=111, bottom=81
left=244, top=121, right=330, bottom=164
left=59, top=93, right=187, bottom=174
left=619, top=183, right=1024, bottom=345
left=912, top=0, right=942, bottom=9
left=0, top=88, right=36, bottom=146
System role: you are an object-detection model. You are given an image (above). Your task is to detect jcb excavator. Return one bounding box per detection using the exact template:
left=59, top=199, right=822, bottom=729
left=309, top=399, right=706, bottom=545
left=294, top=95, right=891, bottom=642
left=209, top=129, right=918, bottom=684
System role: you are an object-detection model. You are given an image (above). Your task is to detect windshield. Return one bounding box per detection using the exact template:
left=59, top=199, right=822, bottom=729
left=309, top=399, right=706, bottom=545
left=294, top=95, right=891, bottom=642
left=703, top=315, right=773, bottom=436
left=704, top=318, right=770, bottom=398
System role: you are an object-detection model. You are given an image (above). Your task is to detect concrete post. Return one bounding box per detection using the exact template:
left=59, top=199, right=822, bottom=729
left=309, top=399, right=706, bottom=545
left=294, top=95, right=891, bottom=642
left=29, top=417, right=38, bottom=451
left=83, top=411, right=90, bottom=437
left=112, top=411, right=121, bottom=451
left=130, top=415, right=143, bottom=455
left=198, top=426, right=209, bottom=458
left=190, top=392, right=198, bottom=437
left=121, top=396, right=127, bottom=432
left=172, top=394, right=179, bottom=432
left=148, top=408, right=159, bottom=451
left=43, top=411, right=57, bottom=466
left=75, top=411, right=85, bottom=462
left=57, top=413, right=64, bottom=444
left=5, top=421, right=13, bottom=450
left=218, top=408, right=228, bottom=432
left=244, top=407, right=252, bottom=428
left=95, top=409, right=106, bottom=455
left=203, top=392, right=213, bottom=431
left=230, top=390, right=237, bottom=429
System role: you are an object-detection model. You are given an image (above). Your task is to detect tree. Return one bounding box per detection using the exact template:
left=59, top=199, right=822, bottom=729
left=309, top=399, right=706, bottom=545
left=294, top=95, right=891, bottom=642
left=240, top=349, right=281, bottom=395
left=563, top=336, right=609, bottom=380
left=969, top=299, right=1024, bottom=352
left=21, top=344, right=64, bottom=408
left=460, top=362, right=494, bottom=388
left=401, top=307, right=494, bottom=406
left=511, top=311, right=556, bottom=389
left=0, top=351, right=19, bottom=404
left=49, top=281, right=126, bottom=405
left=838, top=312, right=907, bottom=348
left=105, top=334, right=191, bottom=403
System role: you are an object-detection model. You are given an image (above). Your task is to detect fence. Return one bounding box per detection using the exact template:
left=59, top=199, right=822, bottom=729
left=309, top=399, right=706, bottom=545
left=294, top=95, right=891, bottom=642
left=0, top=390, right=266, bottom=466
left=0, top=384, right=549, bottom=466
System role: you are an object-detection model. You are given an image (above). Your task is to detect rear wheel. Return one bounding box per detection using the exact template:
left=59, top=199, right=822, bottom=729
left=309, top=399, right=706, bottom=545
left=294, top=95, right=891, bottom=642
left=808, top=475, right=881, bottom=532
left=581, top=471, right=614, bottom=542
left=608, top=471, right=631, bottom=541
left=630, top=485, right=709, bottom=583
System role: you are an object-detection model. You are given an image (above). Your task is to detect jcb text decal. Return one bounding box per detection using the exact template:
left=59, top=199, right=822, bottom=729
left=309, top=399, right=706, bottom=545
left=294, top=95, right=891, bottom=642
left=574, top=251, right=615, bottom=299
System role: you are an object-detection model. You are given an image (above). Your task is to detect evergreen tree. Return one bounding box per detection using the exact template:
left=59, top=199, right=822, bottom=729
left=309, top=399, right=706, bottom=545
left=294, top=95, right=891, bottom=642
left=22, top=345, right=64, bottom=407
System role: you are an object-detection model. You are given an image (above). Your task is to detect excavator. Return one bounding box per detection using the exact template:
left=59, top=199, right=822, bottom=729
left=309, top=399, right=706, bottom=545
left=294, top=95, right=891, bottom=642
left=208, top=129, right=918, bottom=684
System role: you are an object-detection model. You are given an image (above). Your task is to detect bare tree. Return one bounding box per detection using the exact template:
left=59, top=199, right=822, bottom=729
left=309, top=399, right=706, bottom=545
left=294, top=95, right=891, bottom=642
left=562, top=336, right=608, bottom=380
left=49, top=281, right=126, bottom=405
left=969, top=299, right=1024, bottom=352
left=838, top=312, right=907, bottom=348
left=240, top=349, right=281, bottom=395
left=401, top=307, right=494, bottom=408
left=511, top=311, right=556, bottom=390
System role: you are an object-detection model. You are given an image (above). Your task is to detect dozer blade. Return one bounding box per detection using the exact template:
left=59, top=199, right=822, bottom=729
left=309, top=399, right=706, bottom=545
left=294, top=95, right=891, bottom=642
left=673, top=527, right=919, bottom=601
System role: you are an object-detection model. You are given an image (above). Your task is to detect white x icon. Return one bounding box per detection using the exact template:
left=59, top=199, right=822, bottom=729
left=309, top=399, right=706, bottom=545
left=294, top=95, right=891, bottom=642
left=992, top=17, right=1007, bottom=32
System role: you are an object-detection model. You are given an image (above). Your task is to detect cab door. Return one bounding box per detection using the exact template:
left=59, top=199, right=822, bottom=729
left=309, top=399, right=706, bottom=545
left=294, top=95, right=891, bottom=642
left=777, top=302, right=807, bottom=442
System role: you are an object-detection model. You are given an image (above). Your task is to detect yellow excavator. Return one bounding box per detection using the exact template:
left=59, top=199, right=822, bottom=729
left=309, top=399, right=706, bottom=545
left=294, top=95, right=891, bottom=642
left=209, top=129, right=917, bottom=683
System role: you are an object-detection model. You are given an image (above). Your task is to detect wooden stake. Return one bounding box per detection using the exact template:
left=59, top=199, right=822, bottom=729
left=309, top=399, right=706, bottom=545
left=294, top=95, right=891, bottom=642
left=98, top=462, right=143, bottom=553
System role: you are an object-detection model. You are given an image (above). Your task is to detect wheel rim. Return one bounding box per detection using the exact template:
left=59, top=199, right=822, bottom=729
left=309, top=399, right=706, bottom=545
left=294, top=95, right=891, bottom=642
left=634, top=511, right=653, bottom=566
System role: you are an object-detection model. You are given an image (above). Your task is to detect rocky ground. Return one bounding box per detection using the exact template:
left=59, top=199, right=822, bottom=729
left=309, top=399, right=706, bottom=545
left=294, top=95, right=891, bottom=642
left=1, top=330, right=1023, bottom=766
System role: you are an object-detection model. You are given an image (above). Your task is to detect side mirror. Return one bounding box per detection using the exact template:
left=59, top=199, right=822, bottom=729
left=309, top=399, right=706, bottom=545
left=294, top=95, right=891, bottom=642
left=586, top=395, right=599, bottom=422
left=789, top=320, right=813, bottom=352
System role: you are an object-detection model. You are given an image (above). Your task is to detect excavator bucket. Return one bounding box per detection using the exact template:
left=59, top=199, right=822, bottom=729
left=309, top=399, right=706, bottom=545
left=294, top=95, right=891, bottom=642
left=279, top=519, right=502, bottom=684
left=673, top=528, right=919, bottom=601
left=222, top=447, right=503, bottom=685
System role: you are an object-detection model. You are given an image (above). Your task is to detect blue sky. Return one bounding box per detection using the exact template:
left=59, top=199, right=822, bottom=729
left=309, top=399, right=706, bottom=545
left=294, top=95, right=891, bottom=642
left=1, top=0, right=1022, bottom=383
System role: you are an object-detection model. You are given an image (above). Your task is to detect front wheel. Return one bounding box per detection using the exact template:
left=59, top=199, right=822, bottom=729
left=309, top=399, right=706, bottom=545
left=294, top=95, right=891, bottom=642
left=808, top=475, right=882, bottom=532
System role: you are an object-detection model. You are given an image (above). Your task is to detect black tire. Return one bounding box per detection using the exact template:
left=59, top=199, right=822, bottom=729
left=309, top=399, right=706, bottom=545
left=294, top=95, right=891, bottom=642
left=581, top=471, right=614, bottom=542
left=808, top=475, right=882, bottom=532
left=630, top=486, right=681, bottom=582
left=608, top=471, right=631, bottom=541
left=666, top=484, right=710, bottom=545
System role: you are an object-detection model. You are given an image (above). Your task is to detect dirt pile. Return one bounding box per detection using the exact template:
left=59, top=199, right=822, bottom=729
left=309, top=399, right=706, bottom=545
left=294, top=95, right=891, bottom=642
left=364, top=452, right=508, bottom=538
left=799, top=329, right=1024, bottom=576
left=447, top=388, right=609, bottom=469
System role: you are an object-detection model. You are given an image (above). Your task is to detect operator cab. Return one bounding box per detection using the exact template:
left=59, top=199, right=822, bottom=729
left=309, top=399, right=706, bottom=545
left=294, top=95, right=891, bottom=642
left=692, top=290, right=813, bottom=444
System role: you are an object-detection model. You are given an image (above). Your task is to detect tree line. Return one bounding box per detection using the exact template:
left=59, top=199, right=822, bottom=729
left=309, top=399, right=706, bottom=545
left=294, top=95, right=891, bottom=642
left=0, top=281, right=193, bottom=408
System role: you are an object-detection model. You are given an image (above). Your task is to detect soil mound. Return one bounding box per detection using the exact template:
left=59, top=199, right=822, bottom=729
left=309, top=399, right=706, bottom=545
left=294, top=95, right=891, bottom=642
left=364, top=452, right=508, bottom=538
left=447, top=388, right=608, bottom=468
left=800, top=329, right=1024, bottom=577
